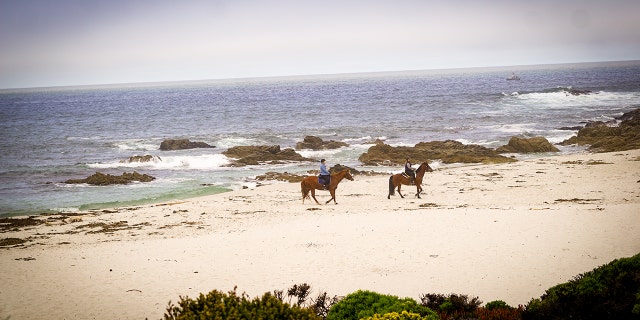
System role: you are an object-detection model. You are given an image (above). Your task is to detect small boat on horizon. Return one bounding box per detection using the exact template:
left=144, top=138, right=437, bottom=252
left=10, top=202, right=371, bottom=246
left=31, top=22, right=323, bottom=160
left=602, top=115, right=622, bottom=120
left=506, top=73, right=520, bottom=81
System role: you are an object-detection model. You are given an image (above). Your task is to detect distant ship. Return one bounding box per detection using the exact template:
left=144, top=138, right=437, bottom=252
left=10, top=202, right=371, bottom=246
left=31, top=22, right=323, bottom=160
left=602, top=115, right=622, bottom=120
left=506, top=73, right=520, bottom=81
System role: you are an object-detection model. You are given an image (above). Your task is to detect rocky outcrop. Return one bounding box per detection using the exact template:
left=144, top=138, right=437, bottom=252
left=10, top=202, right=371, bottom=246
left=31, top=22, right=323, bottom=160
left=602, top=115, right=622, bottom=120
left=295, top=136, right=348, bottom=150
left=65, top=171, right=156, bottom=185
left=255, top=172, right=305, bottom=183
left=120, top=155, right=160, bottom=163
left=222, top=145, right=313, bottom=166
left=160, top=139, right=214, bottom=151
left=358, top=140, right=515, bottom=165
left=560, top=108, right=640, bottom=152
left=496, top=136, right=560, bottom=153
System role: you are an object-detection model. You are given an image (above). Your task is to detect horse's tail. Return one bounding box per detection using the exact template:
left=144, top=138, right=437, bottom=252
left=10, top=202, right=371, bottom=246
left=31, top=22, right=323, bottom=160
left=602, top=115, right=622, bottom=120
left=301, top=180, right=310, bottom=203
left=388, top=175, right=395, bottom=196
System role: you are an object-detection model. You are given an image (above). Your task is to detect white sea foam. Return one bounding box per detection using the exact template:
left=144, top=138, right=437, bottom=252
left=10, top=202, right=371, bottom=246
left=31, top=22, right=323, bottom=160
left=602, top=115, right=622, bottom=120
left=489, top=123, right=540, bottom=134
left=114, top=139, right=159, bottom=151
left=513, top=90, right=637, bottom=109
left=88, top=154, right=231, bottom=170
left=215, top=137, right=260, bottom=149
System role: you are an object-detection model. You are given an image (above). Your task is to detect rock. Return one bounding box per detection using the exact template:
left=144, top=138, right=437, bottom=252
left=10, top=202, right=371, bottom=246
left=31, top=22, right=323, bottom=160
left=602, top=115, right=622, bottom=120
left=65, top=171, right=156, bottom=185
left=295, top=136, right=348, bottom=150
left=358, top=140, right=515, bottom=165
left=496, top=136, right=560, bottom=153
left=558, top=126, right=584, bottom=131
left=120, top=155, right=160, bottom=163
left=222, top=145, right=313, bottom=166
left=565, top=88, right=592, bottom=96
left=560, top=108, right=640, bottom=152
left=255, top=172, right=305, bottom=183
left=160, top=139, right=214, bottom=151
left=584, top=121, right=608, bottom=128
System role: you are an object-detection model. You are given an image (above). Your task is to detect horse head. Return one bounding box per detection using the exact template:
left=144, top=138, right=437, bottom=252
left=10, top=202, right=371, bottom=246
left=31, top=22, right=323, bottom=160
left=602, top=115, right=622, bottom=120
left=418, top=162, right=434, bottom=173
left=343, top=169, right=354, bottom=181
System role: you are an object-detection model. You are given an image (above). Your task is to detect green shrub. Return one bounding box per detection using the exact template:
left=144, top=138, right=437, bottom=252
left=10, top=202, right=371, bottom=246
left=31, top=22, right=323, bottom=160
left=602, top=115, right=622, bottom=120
left=163, top=287, right=320, bottom=320
left=485, top=300, right=512, bottom=310
left=524, top=253, right=640, bottom=319
left=420, top=293, right=481, bottom=314
left=361, top=310, right=435, bottom=320
left=327, top=290, right=438, bottom=320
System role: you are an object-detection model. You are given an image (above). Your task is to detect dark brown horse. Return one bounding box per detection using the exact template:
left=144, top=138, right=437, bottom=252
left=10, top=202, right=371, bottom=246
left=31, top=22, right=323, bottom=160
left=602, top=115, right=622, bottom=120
left=388, top=161, right=433, bottom=199
left=301, top=169, right=354, bottom=204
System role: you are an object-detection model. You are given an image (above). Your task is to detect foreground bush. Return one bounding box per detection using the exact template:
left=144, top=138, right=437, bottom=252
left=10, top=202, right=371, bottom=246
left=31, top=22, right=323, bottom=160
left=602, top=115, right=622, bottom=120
left=362, top=310, right=434, bottom=320
left=420, top=293, right=524, bottom=320
left=164, top=287, right=320, bottom=320
left=524, top=253, right=640, bottom=319
left=327, top=290, right=438, bottom=320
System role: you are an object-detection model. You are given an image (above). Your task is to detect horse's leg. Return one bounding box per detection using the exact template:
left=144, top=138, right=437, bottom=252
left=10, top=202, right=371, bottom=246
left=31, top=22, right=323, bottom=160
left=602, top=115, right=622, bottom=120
left=310, top=188, right=321, bottom=205
left=301, top=183, right=307, bottom=204
left=397, top=185, right=404, bottom=198
left=326, top=188, right=336, bottom=204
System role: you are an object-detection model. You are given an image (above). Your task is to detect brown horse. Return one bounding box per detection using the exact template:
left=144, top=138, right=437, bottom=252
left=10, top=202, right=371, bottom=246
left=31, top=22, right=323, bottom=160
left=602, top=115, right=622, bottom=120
left=388, top=161, right=433, bottom=199
left=301, top=169, right=354, bottom=204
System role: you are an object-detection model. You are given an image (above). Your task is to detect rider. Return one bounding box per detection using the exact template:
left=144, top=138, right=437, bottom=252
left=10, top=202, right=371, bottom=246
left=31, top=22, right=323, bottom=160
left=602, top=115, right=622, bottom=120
left=405, top=157, right=416, bottom=184
left=319, top=159, right=331, bottom=189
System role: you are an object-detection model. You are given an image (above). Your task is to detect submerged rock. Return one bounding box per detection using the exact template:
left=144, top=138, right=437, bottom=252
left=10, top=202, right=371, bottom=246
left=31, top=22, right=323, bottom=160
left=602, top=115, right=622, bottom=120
left=565, top=88, right=593, bottom=96
left=222, top=145, right=313, bottom=166
left=358, top=140, right=515, bottom=165
left=560, top=108, right=640, bottom=152
left=120, top=155, right=161, bottom=163
left=496, top=136, right=560, bottom=153
left=160, top=139, right=214, bottom=151
left=295, top=136, right=348, bottom=150
left=65, top=171, right=156, bottom=185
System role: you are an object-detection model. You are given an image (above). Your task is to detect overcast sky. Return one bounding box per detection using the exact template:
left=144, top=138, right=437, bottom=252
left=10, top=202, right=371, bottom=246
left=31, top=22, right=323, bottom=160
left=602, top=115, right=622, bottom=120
left=1, top=0, right=639, bottom=89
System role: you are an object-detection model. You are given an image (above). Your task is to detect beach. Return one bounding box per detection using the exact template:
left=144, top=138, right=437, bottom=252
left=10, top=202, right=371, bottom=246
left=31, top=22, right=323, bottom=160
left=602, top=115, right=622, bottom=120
left=1, top=149, right=639, bottom=319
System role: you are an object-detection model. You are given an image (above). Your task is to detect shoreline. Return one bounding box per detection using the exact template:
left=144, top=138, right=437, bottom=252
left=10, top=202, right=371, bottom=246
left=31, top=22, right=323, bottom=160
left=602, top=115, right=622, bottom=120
left=1, top=150, right=639, bottom=319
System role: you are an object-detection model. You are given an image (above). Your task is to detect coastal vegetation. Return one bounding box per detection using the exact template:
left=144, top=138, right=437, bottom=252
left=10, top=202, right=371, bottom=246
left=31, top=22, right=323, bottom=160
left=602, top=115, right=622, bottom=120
left=163, top=253, right=640, bottom=319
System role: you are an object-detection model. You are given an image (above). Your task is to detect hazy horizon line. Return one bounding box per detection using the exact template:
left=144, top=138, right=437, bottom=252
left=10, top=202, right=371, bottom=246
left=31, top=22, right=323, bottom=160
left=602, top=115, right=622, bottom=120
left=2, top=59, right=638, bottom=92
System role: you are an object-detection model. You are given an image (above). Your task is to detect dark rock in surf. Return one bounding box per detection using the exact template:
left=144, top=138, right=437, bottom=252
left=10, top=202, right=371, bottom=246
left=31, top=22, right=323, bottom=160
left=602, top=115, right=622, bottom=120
left=358, top=140, right=515, bottom=165
left=159, top=139, right=214, bottom=151
left=255, top=172, right=305, bottom=183
left=295, top=136, right=348, bottom=150
left=222, top=145, right=313, bottom=166
left=565, top=88, right=593, bottom=96
left=496, top=136, right=560, bottom=153
left=65, top=171, right=156, bottom=185
left=560, top=108, right=640, bottom=152
left=120, top=155, right=160, bottom=163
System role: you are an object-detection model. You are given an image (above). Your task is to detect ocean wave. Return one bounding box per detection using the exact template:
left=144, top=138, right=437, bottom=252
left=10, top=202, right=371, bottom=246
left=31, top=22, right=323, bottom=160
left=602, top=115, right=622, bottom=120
left=503, top=89, right=640, bottom=109
left=113, top=139, right=159, bottom=151
left=88, top=154, right=231, bottom=170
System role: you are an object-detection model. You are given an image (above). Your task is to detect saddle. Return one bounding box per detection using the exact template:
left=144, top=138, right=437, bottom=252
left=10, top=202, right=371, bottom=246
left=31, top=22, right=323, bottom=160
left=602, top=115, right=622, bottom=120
left=318, top=175, right=331, bottom=185
left=401, top=172, right=414, bottom=184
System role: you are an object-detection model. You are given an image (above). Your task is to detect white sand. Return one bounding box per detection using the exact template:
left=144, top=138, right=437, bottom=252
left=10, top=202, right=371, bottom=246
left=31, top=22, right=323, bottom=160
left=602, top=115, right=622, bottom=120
left=1, top=150, right=639, bottom=319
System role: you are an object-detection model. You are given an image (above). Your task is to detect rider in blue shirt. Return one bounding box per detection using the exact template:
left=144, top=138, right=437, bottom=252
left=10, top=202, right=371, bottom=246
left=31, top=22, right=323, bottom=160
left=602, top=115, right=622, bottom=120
left=405, top=157, right=416, bottom=184
left=319, top=159, right=330, bottom=189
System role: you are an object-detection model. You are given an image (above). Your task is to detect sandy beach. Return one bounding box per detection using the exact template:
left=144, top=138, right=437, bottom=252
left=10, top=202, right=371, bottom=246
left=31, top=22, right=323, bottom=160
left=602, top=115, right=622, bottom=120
left=1, top=150, right=639, bottom=319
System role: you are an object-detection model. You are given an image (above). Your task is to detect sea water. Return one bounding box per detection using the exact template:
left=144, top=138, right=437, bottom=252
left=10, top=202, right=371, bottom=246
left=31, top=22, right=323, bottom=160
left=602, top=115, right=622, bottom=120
left=1, top=61, right=639, bottom=216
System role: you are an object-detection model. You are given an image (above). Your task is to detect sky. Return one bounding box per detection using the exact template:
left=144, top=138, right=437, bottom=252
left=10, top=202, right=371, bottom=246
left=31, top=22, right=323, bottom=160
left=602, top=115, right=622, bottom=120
left=1, top=0, right=639, bottom=89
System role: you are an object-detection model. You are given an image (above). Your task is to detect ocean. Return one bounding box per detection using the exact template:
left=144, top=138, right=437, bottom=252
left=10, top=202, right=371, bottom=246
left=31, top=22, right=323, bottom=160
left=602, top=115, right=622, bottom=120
left=1, top=61, right=639, bottom=217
